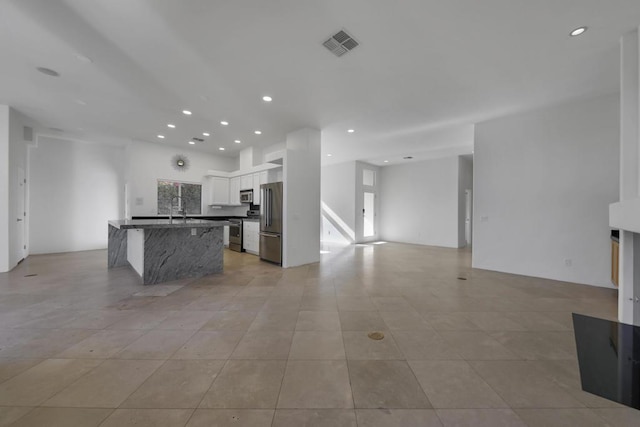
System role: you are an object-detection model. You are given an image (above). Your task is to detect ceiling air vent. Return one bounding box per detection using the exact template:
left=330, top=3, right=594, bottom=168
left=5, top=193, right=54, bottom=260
left=323, top=29, right=359, bottom=57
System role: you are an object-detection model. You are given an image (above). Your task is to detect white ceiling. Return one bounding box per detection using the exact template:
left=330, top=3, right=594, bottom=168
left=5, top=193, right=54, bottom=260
left=1, top=0, right=639, bottom=166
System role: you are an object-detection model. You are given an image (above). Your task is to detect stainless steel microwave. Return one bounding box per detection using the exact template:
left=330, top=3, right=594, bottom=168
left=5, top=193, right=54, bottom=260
left=240, top=190, right=253, bottom=204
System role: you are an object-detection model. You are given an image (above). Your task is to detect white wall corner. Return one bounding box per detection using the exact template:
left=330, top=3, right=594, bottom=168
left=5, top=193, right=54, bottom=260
left=283, top=128, right=321, bottom=268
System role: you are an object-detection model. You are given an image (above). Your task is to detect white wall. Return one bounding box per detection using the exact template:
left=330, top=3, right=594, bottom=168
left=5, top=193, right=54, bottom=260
left=321, top=161, right=356, bottom=244
left=239, top=146, right=264, bottom=170
left=262, top=142, right=286, bottom=162
left=125, top=140, right=239, bottom=217
left=29, top=136, right=126, bottom=254
left=473, top=93, right=620, bottom=288
left=458, top=156, right=473, bottom=247
left=613, top=28, right=640, bottom=323
left=380, top=156, right=461, bottom=248
left=283, top=128, right=321, bottom=267
left=27, top=137, right=247, bottom=255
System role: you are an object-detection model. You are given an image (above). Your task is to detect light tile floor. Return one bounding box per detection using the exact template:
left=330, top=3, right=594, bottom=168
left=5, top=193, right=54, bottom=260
left=0, top=243, right=637, bottom=426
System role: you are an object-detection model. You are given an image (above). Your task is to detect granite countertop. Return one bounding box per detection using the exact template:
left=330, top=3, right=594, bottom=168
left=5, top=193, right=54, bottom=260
left=132, top=215, right=248, bottom=220
left=242, top=218, right=260, bottom=222
left=109, top=219, right=229, bottom=229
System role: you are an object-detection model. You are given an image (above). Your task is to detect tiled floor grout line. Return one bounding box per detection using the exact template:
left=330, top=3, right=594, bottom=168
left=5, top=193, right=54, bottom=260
left=183, top=358, right=229, bottom=427
left=269, top=329, right=296, bottom=427
left=183, top=323, right=252, bottom=423
left=27, top=357, right=112, bottom=409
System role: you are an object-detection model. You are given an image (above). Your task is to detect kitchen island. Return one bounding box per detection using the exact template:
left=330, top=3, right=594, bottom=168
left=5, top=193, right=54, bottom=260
left=108, top=219, right=228, bottom=285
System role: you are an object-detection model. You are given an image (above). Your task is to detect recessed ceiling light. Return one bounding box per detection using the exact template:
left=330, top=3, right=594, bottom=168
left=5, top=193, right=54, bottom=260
left=220, top=121, right=229, bottom=126
left=262, top=95, right=272, bottom=102
left=203, top=132, right=210, bottom=136
left=188, top=141, right=195, bottom=145
left=182, top=110, right=192, bottom=115
left=219, top=147, right=225, bottom=151
left=234, top=140, right=241, bottom=144
left=327, top=154, right=333, bottom=157
left=254, top=130, right=262, bottom=135
left=157, top=135, right=165, bottom=139
left=167, top=124, right=176, bottom=128
left=383, top=160, right=389, bottom=163
left=347, top=129, right=355, bottom=133
left=36, top=67, right=60, bottom=77
left=570, top=26, right=587, bottom=37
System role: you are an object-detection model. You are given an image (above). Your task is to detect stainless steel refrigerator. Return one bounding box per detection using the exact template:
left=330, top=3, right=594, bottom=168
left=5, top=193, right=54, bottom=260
left=259, top=182, right=283, bottom=265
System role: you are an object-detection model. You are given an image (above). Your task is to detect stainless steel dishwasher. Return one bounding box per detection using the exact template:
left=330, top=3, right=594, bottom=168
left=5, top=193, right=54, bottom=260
left=228, top=219, right=243, bottom=252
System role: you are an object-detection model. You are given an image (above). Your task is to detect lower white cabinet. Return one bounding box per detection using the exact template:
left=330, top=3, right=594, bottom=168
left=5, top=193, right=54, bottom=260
left=243, top=220, right=259, bottom=255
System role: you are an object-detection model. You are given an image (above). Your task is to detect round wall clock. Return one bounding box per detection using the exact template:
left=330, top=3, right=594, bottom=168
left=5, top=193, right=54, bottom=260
left=171, top=154, right=190, bottom=172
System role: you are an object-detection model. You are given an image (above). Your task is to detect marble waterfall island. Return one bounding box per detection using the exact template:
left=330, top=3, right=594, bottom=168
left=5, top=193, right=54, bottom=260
left=108, top=219, right=228, bottom=285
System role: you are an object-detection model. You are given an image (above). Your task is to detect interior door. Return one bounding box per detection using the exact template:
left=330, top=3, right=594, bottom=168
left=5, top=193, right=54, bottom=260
left=465, top=189, right=473, bottom=247
left=14, top=167, right=26, bottom=262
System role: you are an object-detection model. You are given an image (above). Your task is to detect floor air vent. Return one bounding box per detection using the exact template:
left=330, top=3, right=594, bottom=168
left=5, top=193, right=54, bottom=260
left=323, top=29, right=359, bottom=57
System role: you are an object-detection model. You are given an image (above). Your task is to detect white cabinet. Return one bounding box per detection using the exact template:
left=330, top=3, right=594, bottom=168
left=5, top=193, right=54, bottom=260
left=240, top=175, right=253, bottom=191
left=208, top=177, right=229, bottom=205
left=252, top=172, right=267, bottom=205
left=229, top=177, right=241, bottom=205
left=223, top=225, right=229, bottom=247
left=243, top=220, right=259, bottom=255
left=267, top=167, right=282, bottom=184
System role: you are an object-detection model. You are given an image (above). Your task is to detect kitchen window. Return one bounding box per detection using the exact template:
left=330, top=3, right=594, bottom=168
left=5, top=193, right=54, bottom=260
left=157, top=180, right=202, bottom=215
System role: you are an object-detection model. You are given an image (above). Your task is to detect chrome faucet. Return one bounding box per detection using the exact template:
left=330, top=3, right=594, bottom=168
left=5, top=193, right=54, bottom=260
left=169, top=196, right=186, bottom=222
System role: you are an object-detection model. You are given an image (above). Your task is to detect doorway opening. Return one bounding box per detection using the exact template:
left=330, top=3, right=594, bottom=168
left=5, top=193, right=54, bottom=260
left=465, top=189, right=473, bottom=247
left=15, top=167, right=26, bottom=263
left=364, top=192, right=375, bottom=238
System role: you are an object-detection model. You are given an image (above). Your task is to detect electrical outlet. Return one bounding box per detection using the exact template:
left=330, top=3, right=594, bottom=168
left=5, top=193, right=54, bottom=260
left=191, top=228, right=197, bottom=236
left=564, top=259, right=572, bottom=267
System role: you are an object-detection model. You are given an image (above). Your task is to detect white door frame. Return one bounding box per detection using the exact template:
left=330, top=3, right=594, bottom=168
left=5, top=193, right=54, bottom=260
left=358, top=164, right=379, bottom=243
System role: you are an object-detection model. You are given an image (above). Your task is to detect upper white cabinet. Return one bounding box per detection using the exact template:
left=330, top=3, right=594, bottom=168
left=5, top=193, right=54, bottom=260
left=252, top=172, right=268, bottom=205
left=208, top=177, right=230, bottom=205
left=229, top=177, right=241, bottom=205
left=267, top=167, right=283, bottom=184
left=240, top=175, right=253, bottom=191
left=204, top=164, right=281, bottom=206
